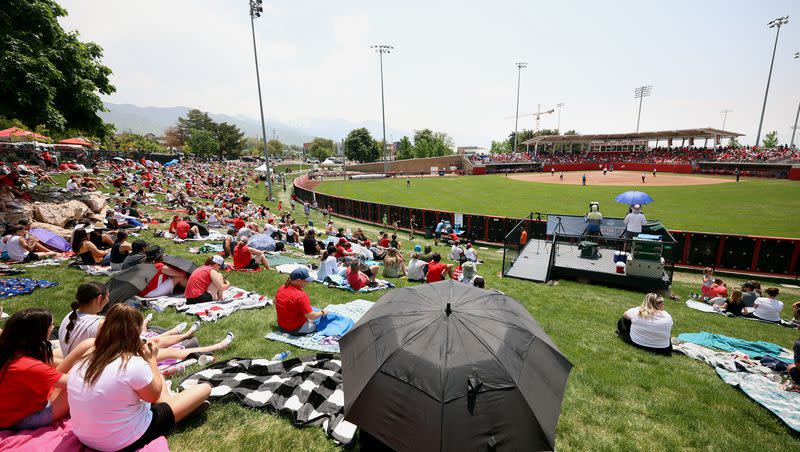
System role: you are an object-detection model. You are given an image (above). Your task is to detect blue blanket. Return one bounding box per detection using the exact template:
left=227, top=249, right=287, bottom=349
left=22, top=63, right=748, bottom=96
left=0, top=278, right=58, bottom=299
left=265, top=299, right=374, bottom=353
left=677, top=332, right=785, bottom=360
left=313, top=311, right=354, bottom=338
left=716, top=367, right=800, bottom=433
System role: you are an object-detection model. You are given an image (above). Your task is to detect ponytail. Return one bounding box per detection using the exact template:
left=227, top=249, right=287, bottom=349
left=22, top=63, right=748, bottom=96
left=64, top=301, right=80, bottom=344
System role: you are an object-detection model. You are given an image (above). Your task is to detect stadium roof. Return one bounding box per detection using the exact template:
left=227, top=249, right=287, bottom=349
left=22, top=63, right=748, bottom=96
left=521, top=128, right=744, bottom=145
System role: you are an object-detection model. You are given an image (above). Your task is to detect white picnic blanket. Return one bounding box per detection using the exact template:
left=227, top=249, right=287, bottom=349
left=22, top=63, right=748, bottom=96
left=139, top=286, right=272, bottom=321
left=685, top=300, right=722, bottom=313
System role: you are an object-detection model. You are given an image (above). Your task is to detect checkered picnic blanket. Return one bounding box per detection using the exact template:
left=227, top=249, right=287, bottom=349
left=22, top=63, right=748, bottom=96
left=179, top=354, right=356, bottom=445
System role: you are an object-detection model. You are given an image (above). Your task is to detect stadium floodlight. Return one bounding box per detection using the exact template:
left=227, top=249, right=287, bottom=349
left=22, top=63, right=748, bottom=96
left=634, top=85, right=653, bottom=133
left=371, top=45, right=393, bottom=173
left=556, top=102, right=566, bottom=133
left=248, top=0, right=272, bottom=199
left=720, top=109, right=733, bottom=131
left=513, top=62, right=527, bottom=152
left=792, top=51, right=799, bottom=148
left=755, top=15, right=789, bottom=147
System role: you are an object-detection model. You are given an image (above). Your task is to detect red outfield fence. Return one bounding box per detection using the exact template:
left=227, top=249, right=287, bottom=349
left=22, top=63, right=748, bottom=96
left=294, top=174, right=800, bottom=279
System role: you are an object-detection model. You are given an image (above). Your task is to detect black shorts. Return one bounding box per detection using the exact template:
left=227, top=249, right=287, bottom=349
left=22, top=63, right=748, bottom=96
left=241, top=259, right=259, bottom=270
left=186, top=231, right=197, bottom=239
left=790, top=367, right=800, bottom=385
left=120, top=402, right=175, bottom=452
left=186, top=292, right=213, bottom=305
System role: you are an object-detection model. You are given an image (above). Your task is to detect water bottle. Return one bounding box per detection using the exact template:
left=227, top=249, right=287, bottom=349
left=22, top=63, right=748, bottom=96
left=271, top=351, right=291, bottom=361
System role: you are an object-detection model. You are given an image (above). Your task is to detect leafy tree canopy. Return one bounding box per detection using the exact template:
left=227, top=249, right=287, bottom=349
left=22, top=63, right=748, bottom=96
left=762, top=131, right=779, bottom=149
left=185, top=128, right=219, bottom=158
left=0, top=0, right=115, bottom=137
left=309, top=137, right=334, bottom=161
left=344, top=128, right=380, bottom=163
left=395, top=136, right=414, bottom=160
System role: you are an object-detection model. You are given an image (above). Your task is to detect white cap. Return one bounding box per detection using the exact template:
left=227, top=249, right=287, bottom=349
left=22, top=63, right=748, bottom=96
left=211, top=255, right=224, bottom=265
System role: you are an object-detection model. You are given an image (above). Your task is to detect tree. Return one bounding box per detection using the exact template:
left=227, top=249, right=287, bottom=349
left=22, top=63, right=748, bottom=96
left=507, top=128, right=558, bottom=151
left=163, top=126, right=183, bottom=149
left=396, top=136, right=414, bottom=160
left=727, top=137, right=741, bottom=149
left=176, top=109, right=215, bottom=139
left=344, top=128, right=380, bottom=163
left=267, top=139, right=285, bottom=158
left=412, top=129, right=453, bottom=158
left=215, top=122, right=245, bottom=159
left=0, top=1, right=115, bottom=137
left=309, top=137, right=334, bottom=161
left=185, top=129, right=219, bottom=158
left=762, top=131, right=779, bottom=149
left=490, top=140, right=510, bottom=154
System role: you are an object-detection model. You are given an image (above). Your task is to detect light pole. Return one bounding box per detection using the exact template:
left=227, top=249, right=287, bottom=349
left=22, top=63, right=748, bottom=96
left=513, top=62, right=527, bottom=152
left=371, top=44, right=393, bottom=173
left=248, top=0, right=273, bottom=200
left=755, top=16, right=789, bottom=147
left=720, top=109, right=733, bottom=130
left=556, top=102, right=565, bottom=133
left=792, top=52, right=799, bottom=148
left=634, top=85, right=653, bottom=133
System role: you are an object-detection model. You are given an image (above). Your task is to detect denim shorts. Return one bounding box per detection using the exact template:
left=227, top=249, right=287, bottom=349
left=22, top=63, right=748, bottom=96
left=13, top=402, right=53, bottom=430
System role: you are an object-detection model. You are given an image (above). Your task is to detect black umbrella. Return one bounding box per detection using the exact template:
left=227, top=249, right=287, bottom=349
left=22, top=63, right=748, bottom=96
left=161, top=255, right=199, bottom=275
left=340, top=280, right=573, bottom=451
left=188, top=221, right=209, bottom=237
left=105, top=263, right=158, bottom=306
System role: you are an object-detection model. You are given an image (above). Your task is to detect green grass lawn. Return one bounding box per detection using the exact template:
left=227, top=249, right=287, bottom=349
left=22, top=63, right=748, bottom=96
left=4, top=176, right=800, bottom=451
left=316, top=174, right=800, bottom=238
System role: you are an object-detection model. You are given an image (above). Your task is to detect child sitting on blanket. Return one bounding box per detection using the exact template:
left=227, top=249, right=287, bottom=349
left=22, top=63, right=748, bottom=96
left=67, top=304, right=213, bottom=451
left=59, top=282, right=234, bottom=363
left=0, top=308, right=93, bottom=430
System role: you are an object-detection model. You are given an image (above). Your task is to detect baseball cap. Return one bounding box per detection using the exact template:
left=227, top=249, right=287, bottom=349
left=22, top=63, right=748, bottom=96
left=211, top=255, right=224, bottom=265
left=413, top=245, right=422, bottom=252
left=290, top=267, right=315, bottom=282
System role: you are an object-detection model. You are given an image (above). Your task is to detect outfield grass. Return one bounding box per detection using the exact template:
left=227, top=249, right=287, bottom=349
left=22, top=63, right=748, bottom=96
left=315, top=174, right=800, bottom=238
left=4, top=176, right=800, bottom=451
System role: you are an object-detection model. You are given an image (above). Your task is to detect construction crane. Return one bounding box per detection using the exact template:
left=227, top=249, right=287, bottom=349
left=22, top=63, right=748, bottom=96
left=505, top=104, right=556, bottom=132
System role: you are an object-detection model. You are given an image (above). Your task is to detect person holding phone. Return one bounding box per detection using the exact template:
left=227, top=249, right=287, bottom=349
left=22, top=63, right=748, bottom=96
left=68, top=304, right=212, bottom=451
left=184, top=256, right=230, bottom=304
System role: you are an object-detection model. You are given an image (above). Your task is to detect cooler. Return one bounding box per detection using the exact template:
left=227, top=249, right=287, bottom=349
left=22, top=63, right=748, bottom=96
left=579, top=241, right=599, bottom=259
left=625, top=257, right=665, bottom=278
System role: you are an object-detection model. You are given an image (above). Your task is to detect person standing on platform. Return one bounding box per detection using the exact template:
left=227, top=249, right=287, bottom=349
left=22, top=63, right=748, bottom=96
left=623, top=204, right=646, bottom=240
left=519, top=229, right=528, bottom=252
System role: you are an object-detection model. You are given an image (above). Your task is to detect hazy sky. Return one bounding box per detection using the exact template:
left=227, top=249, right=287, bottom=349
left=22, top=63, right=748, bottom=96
left=58, top=0, right=800, bottom=147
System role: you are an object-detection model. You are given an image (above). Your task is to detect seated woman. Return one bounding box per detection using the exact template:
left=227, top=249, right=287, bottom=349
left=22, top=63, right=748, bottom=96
left=4, top=225, right=57, bottom=262
left=459, top=261, right=479, bottom=285
left=719, top=289, right=745, bottom=316
left=72, top=228, right=111, bottom=266
left=382, top=248, right=406, bottom=278
left=788, top=337, right=800, bottom=386
left=316, top=246, right=340, bottom=282
left=59, top=282, right=233, bottom=363
left=184, top=256, right=230, bottom=304
left=743, top=287, right=783, bottom=323
left=276, top=268, right=327, bottom=335
left=89, top=228, right=114, bottom=250
left=346, top=260, right=380, bottom=290
left=616, top=293, right=673, bottom=355
left=0, top=308, right=92, bottom=430
left=232, top=236, right=270, bottom=271
left=67, top=304, right=213, bottom=452
left=110, top=231, right=133, bottom=271
left=406, top=252, right=427, bottom=282
left=708, top=278, right=727, bottom=299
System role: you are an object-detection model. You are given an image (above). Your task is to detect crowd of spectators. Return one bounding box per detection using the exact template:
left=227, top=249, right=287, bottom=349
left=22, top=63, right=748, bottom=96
left=473, top=145, right=799, bottom=166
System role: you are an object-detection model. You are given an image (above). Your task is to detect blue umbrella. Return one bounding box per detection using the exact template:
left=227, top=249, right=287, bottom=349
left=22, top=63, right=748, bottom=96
left=614, top=190, right=654, bottom=205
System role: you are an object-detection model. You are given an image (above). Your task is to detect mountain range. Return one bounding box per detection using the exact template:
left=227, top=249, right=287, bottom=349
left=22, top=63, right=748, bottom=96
left=99, top=102, right=410, bottom=145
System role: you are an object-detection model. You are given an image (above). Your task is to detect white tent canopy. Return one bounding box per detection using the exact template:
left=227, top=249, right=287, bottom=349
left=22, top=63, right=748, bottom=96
left=320, top=159, right=338, bottom=166
left=255, top=164, right=272, bottom=173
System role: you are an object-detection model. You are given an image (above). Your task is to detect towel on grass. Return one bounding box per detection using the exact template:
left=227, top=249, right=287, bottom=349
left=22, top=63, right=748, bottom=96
left=140, top=286, right=272, bottom=321
left=179, top=354, right=356, bottom=445
left=323, top=274, right=394, bottom=292
left=0, top=278, right=57, bottom=299
left=716, top=367, right=800, bottom=433
left=25, top=257, right=68, bottom=268
left=189, top=243, right=224, bottom=254
left=275, top=263, right=318, bottom=279
left=266, top=253, right=313, bottom=267
left=685, top=300, right=795, bottom=327
left=0, top=265, right=25, bottom=276
left=677, top=332, right=790, bottom=362
left=75, top=265, right=118, bottom=276
left=685, top=300, right=723, bottom=314
left=673, top=340, right=776, bottom=375
left=0, top=419, right=169, bottom=451
left=265, top=299, right=374, bottom=353
left=169, top=230, right=227, bottom=243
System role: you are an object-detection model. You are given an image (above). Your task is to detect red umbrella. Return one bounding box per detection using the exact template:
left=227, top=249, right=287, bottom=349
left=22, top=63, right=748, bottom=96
left=58, top=137, right=94, bottom=147
left=0, top=127, right=50, bottom=141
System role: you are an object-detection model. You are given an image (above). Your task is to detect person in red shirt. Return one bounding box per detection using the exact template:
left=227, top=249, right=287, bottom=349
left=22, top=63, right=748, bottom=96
left=233, top=217, right=245, bottom=231
left=426, top=253, right=454, bottom=283
left=378, top=233, right=391, bottom=248
left=0, top=308, right=92, bottom=430
left=232, top=236, right=270, bottom=271
left=138, top=246, right=190, bottom=297
left=185, top=255, right=230, bottom=304
left=346, top=260, right=380, bottom=290
left=175, top=217, right=200, bottom=240
left=168, top=216, right=180, bottom=234
left=709, top=278, right=728, bottom=298
left=275, top=268, right=326, bottom=335
left=196, top=208, right=207, bottom=222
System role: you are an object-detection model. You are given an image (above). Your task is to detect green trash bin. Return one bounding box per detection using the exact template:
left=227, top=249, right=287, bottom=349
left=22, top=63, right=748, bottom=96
left=425, top=226, right=434, bottom=239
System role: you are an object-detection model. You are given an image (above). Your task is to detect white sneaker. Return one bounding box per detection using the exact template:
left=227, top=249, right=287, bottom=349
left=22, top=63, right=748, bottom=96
left=198, top=355, right=215, bottom=366
left=223, top=332, right=235, bottom=346
left=175, top=322, right=188, bottom=333
left=188, top=321, right=201, bottom=334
